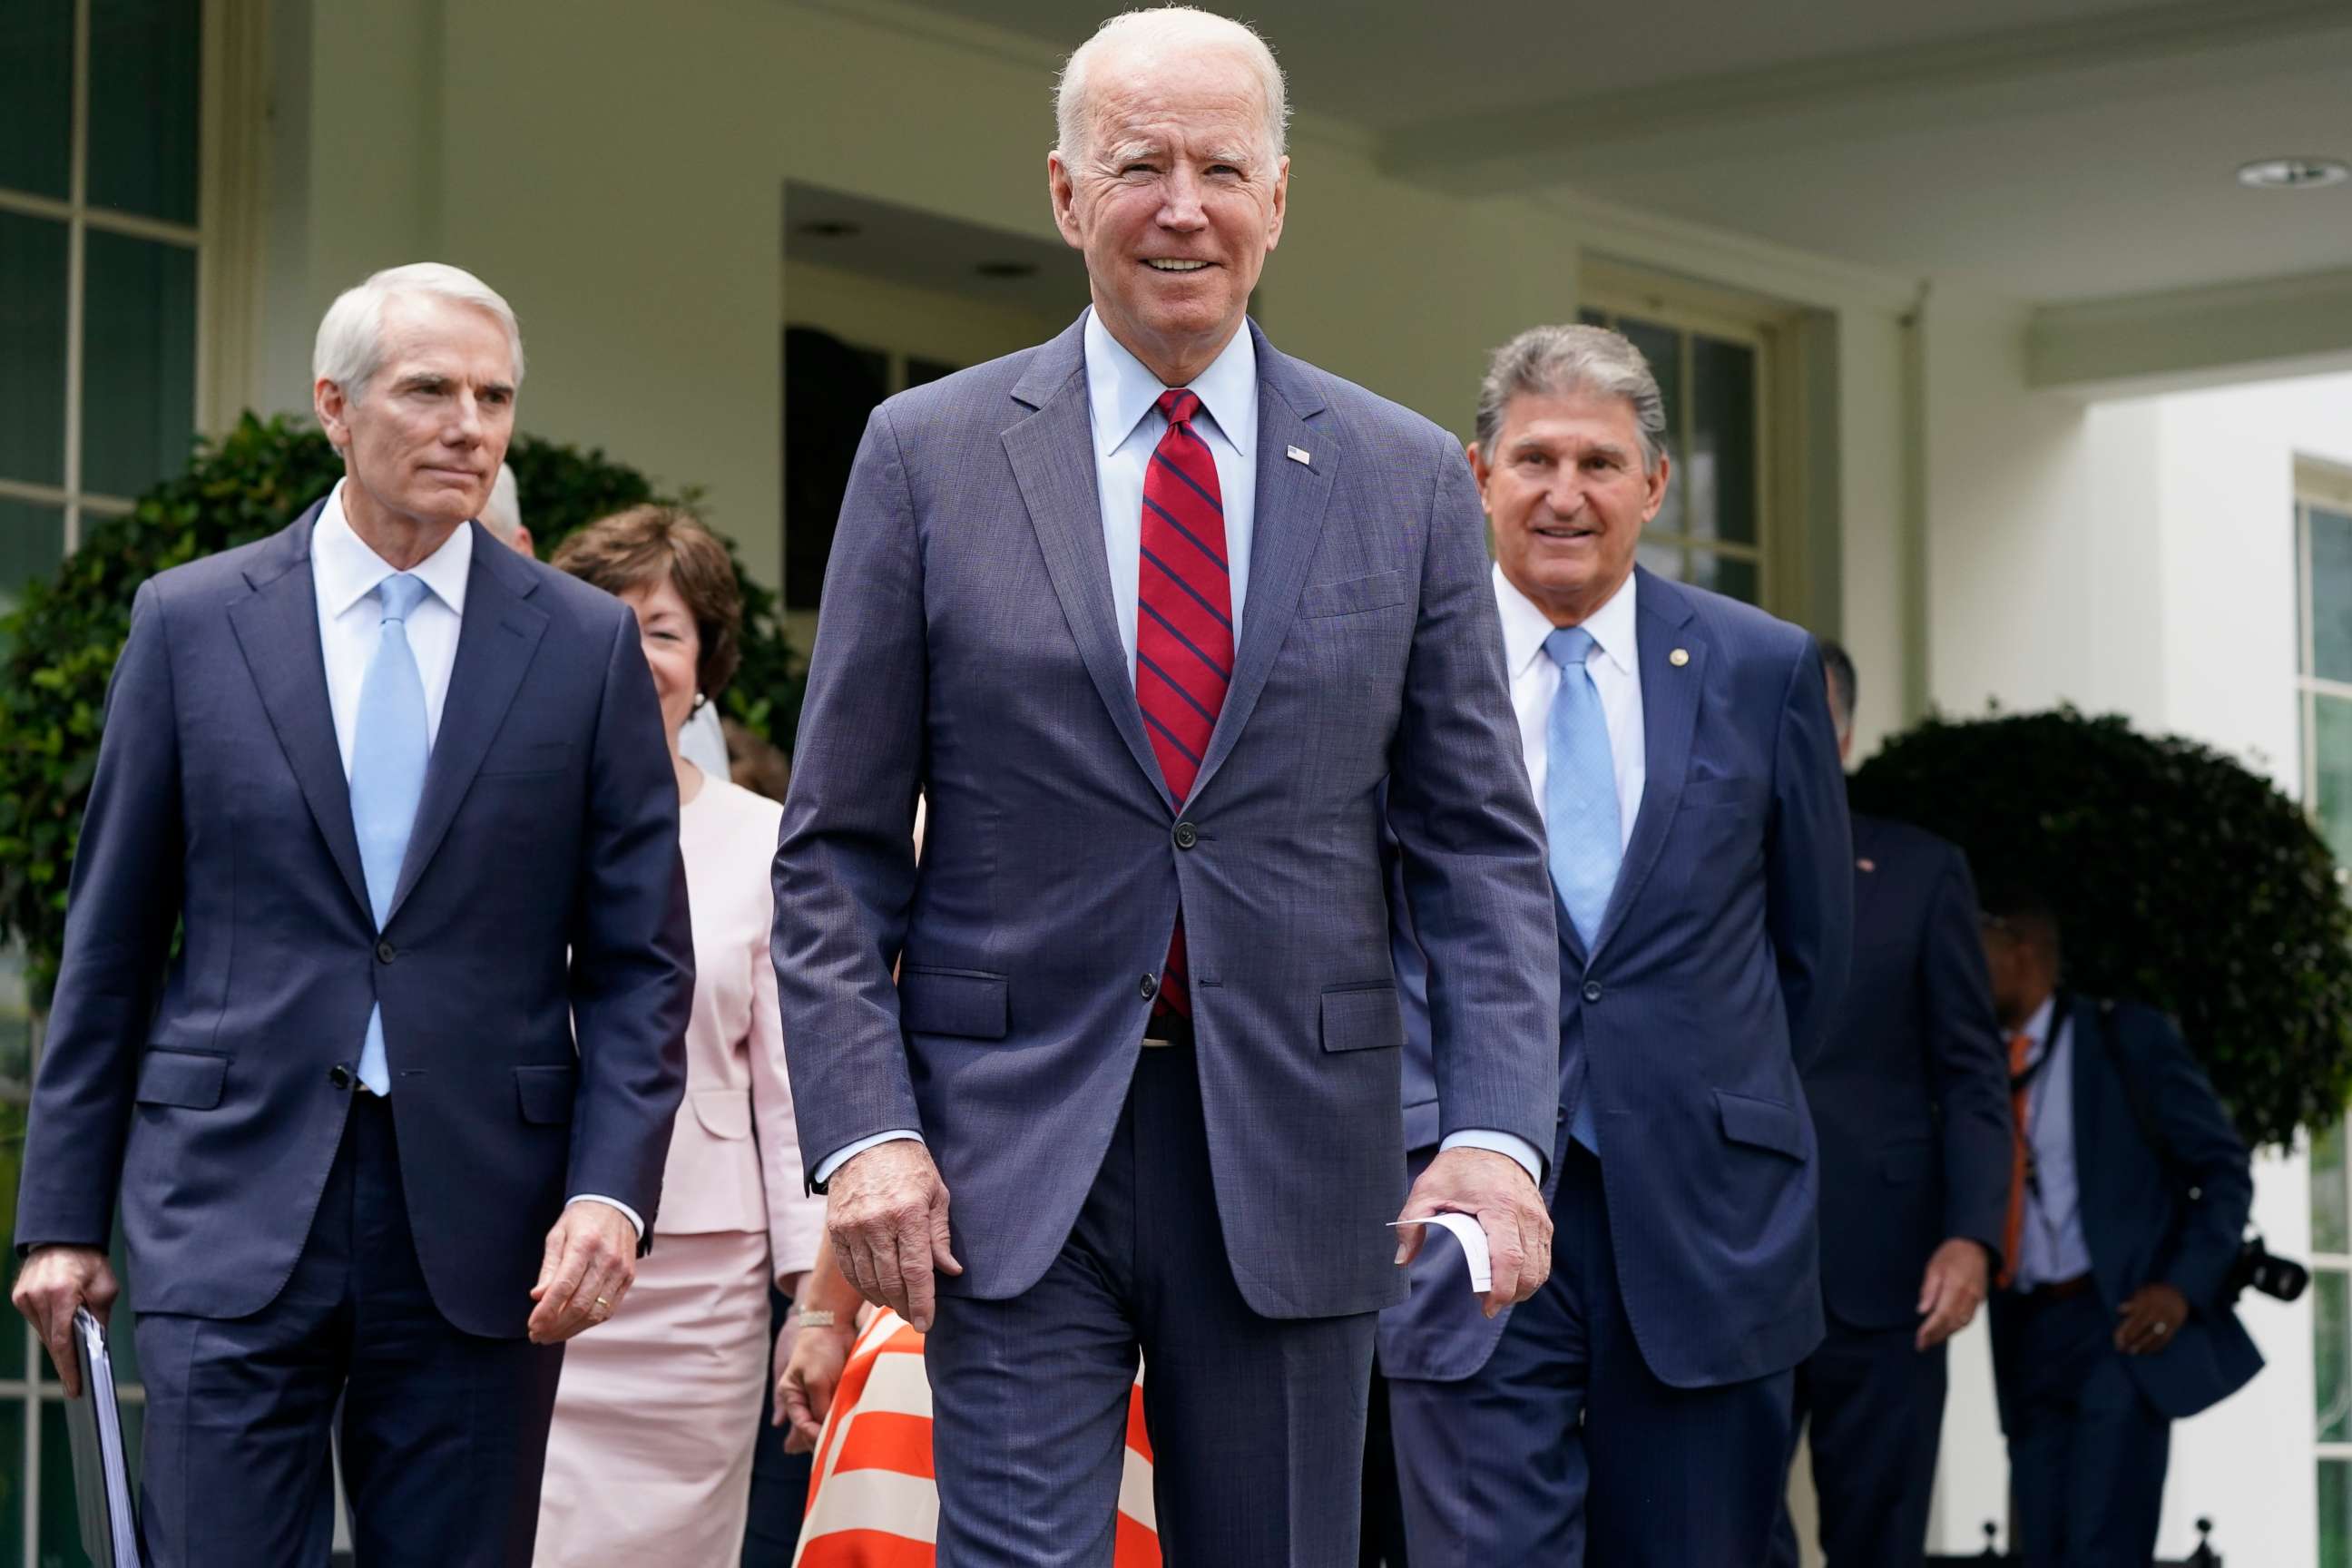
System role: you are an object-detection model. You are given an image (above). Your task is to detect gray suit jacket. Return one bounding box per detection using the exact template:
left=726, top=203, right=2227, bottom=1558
left=772, top=316, right=1557, bottom=1319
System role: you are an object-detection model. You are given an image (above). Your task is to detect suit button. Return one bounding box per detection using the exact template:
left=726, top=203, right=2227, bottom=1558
left=1173, top=821, right=1199, bottom=849
left=376, top=938, right=397, bottom=964
left=1583, top=981, right=1603, bottom=1004
left=1140, top=974, right=1159, bottom=1001
left=329, top=1064, right=353, bottom=1090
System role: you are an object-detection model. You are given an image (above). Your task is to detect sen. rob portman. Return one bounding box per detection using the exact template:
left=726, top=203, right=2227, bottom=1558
left=11, top=262, right=693, bottom=1565
left=1381, top=323, right=1853, bottom=1567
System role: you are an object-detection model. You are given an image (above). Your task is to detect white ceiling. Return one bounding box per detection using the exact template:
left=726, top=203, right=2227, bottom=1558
left=896, top=0, right=2352, bottom=302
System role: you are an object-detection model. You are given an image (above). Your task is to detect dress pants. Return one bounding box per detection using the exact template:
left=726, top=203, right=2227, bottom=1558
left=924, top=1038, right=1378, bottom=1568
left=2002, top=1288, right=2171, bottom=1568
left=1387, top=1143, right=1794, bottom=1568
left=134, top=1092, right=565, bottom=1568
left=1769, top=1318, right=1947, bottom=1567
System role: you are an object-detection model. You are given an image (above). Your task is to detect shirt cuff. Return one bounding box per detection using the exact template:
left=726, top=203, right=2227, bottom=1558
left=812, top=1129, right=926, bottom=1188
left=1440, top=1129, right=1544, bottom=1184
left=566, top=1194, right=645, bottom=1240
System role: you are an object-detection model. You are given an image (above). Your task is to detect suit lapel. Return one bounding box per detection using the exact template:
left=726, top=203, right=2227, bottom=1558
left=1191, top=328, right=1333, bottom=802
left=387, top=525, right=548, bottom=921
left=1590, top=569, right=1703, bottom=958
left=1004, top=318, right=1172, bottom=810
left=225, top=505, right=373, bottom=923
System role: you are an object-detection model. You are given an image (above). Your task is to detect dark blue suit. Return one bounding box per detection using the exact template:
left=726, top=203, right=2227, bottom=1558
left=1771, top=814, right=2011, bottom=1566
left=1990, top=996, right=2260, bottom=1567
left=1382, top=568, right=1851, bottom=1566
left=15, top=503, right=693, bottom=1565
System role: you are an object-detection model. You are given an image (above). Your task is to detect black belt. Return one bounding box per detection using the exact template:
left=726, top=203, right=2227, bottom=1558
left=1142, top=1011, right=1195, bottom=1050
left=2022, top=1272, right=2093, bottom=1303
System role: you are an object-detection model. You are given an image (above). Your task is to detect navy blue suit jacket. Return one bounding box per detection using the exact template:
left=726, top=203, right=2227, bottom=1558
left=1380, top=568, right=1852, bottom=1388
left=771, top=317, right=1559, bottom=1320
left=15, top=503, right=694, bottom=1338
left=1803, top=814, right=2012, bottom=1329
left=1989, top=996, right=2263, bottom=1426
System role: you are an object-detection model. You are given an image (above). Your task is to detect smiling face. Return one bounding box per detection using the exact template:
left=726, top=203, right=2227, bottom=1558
left=1474, top=387, right=1669, bottom=628
left=1048, top=43, right=1287, bottom=386
left=315, top=291, right=515, bottom=542
left=618, top=572, right=703, bottom=751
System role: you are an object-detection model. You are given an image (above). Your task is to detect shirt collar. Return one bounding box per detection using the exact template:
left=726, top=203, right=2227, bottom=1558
left=2022, top=992, right=2059, bottom=1055
left=313, top=478, right=475, bottom=619
left=1084, top=307, right=1257, bottom=459
left=1493, top=565, right=1639, bottom=680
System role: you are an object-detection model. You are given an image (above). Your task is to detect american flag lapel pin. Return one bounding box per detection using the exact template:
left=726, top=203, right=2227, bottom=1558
left=1857, top=858, right=1877, bottom=873
left=1286, top=445, right=1311, bottom=466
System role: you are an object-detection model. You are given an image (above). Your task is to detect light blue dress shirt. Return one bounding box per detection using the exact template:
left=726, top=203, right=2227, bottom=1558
left=2014, top=994, right=2093, bottom=1289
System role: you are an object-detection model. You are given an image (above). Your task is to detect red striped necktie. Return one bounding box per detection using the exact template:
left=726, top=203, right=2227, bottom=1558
left=1135, top=388, right=1231, bottom=1016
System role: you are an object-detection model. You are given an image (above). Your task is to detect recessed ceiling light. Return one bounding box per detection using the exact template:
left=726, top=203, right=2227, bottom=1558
left=975, top=260, right=1039, bottom=279
left=2236, top=158, right=2349, bottom=191
left=797, top=220, right=861, bottom=238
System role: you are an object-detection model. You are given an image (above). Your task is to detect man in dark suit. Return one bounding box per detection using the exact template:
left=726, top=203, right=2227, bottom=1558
left=11, top=262, right=693, bottom=1565
left=1977, top=888, right=2262, bottom=1567
left=1380, top=323, right=1852, bottom=1566
left=1769, top=642, right=2012, bottom=1566
left=769, top=11, right=1558, bottom=1563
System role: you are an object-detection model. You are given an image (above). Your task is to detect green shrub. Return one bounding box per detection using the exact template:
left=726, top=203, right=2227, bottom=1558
left=1849, top=707, right=2352, bottom=1148
left=0, top=413, right=799, bottom=1005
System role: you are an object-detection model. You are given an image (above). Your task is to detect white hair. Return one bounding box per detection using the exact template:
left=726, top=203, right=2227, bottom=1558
left=311, top=261, right=525, bottom=403
left=1476, top=324, right=1669, bottom=473
left=1055, top=7, right=1289, bottom=166
left=479, top=462, right=524, bottom=544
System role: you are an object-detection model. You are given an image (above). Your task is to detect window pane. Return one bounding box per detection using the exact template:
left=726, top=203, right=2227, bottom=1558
left=2321, top=1119, right=2351, bottom=1256
left=1616, top=317, right=1683, bottom=536
left=2314, top=696, right=2352, bottom=867
left=1689, top=549, right=1760, bottom=606
left=41, top=1393, right=143, bottom=1563
left=86, top=0, right=201, bottom=226
left=2313, top=507, right=2352, bottom=685
left=2327, top=1455, right=2352, bottom=1568
left=0, top=1399, right=23, bottom=1553
left=0, top=0, right=74, bottom=200
left=1577, top=308, right=1608, bottom=328
left=2321, top=1271, right=2352, bottom=1443
left=1690, top=336, right=1758, bottom=546
left=0, top=212, right=70, bottom=487
left=1635, top=541, right=1682, bottom=582
left=0, top=499, right=67, bottom=641
left=81, top=230, right=196, bottom=500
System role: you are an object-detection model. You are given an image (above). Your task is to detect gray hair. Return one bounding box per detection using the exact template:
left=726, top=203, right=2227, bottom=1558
left=1475, top=324, right=1668, bottom=472
left=312, top=261, right=525, bottom=404
left=479, top=462, right=524, bottom=544
left=1055, top=7, right=1289, bottom=166
left=1819, top=638, right=1857, bottom=743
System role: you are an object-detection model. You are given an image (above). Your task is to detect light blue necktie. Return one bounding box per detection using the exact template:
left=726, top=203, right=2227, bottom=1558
left=348, top=573, right=430, bottom=1096
left=1545, top=625, right=1621, bottom=1151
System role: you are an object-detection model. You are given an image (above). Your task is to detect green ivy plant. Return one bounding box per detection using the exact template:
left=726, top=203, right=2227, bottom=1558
left=0, top=414, right=799, bottom=1006
left=1849, top=707, right=2352, bottom=1148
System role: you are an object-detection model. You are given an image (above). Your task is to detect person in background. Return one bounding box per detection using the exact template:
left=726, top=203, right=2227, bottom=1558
left=479, top=461, right=533, bottom=556
left=1977, top=887, right=2261, bottom=1567
left=1769, top=641, right=2011, bottom=1567
left=536, top=506, right=825, bottom=1565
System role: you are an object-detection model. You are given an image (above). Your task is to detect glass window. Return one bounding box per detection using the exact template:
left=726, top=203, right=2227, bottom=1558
left=0, top=500, right=68, bottom=633
left=1690, top=336, right=1758, bottom=547
left=81, top=230, right=198, bottom=499
left=2310, top=507, right=2352, bottom=687
left=86, top=0, right=201, bottom=226
left=0, top=212, right=72, bottom=489
left=2311, top=697, right=2352, bottom=868
left=2323, top=1272, right=2352, bottom=1444
left=2321, top=1119, right=2351, bottom=1258
left=2328, top=1456, right=2352, bottom=1568
left=0, top=0, right=74, bottom=201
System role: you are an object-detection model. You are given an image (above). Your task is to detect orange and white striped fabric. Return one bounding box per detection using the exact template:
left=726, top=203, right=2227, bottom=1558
left=793, top=1310, right=1161, bottom=1567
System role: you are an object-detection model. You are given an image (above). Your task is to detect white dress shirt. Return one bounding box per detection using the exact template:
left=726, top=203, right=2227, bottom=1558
left=1494, top=564, right=1645, bottom=848
left=2013, top=994, right=2093, bottom=1289
left=311, top=482, right=641, bottom=1237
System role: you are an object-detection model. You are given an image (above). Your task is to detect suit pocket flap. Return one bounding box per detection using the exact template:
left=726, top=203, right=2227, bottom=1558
left=135, top=1050, right=227, bottom=1109
left=691, top=1087, right=753, bottom=1141
left=1298, top=571, right=1407, bottom=619
left=1715, top=1089, right=1806, bottom=1161
left=480, top=740, right=572, bottom=777
left=514, top=1064, right=578, bottom=1125
left=1321, top=985, right=1405, bottom=1052
left=900, top=968, right=1009, bottom=1040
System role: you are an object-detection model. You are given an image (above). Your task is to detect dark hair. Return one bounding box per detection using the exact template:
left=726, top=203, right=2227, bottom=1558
left=1979, top=880, right=2063, bottom=964
left=552, top=505, right=742, bottom=700
left=1818, top=638, right=1857, bottom=737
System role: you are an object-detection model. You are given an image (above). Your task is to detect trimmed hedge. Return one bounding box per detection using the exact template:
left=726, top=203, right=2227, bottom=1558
left=0, top=414, right=799, bottom=1005
left=1849, top=707, right=2352, bottom=1148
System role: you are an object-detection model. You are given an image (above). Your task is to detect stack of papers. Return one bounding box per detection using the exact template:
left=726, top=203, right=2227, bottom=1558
left=65, top=1308, right=142, bottom=1567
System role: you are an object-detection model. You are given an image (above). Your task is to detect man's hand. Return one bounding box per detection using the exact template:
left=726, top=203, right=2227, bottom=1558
left=1394, top=1147, right=1552, bottom=1319
left=2115, top=1283, right=2190, bottom=1356
left=12, top=1245, right=118, bottom=1399
left=1914, top=1238, right=1990, bottom=1350
left=527, top=1201, right=639, bottom=1344
left=827, top=1141, right=961, bottom=1332
left=777, top=1311, right=860, bottom=1455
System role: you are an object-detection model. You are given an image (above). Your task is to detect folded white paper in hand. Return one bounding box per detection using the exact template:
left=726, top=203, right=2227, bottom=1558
left=1389, top=1212, right=1493, bottom=1294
